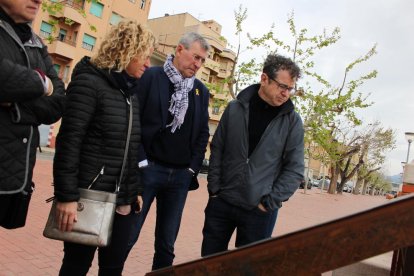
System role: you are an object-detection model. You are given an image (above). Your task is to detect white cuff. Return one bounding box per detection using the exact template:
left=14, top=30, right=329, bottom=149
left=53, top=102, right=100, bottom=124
left=138, top=159, right=149, bottom=168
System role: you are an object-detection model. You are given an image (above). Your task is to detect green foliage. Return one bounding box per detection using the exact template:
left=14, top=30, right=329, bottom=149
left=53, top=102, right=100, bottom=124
left=228, top=8, right=395, bottom=194
left=41, top=0, right=96, bottom=43
left=367, top=171, right=392, bottom=193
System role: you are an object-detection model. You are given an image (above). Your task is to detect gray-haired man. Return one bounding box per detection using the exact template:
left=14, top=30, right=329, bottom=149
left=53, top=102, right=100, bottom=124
left=127, top=32, right=210, bottom=270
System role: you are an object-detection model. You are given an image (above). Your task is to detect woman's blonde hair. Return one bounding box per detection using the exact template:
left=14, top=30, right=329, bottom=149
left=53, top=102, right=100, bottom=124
left=91, top=20, right=156, bottom=71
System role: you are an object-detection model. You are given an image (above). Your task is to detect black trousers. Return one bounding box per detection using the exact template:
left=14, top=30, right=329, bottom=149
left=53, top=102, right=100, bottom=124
left=201, top=196, right=273, bottom=257
left=0, top=194, right=13, bottom=223
left=59, top=211, right=135, bottom=276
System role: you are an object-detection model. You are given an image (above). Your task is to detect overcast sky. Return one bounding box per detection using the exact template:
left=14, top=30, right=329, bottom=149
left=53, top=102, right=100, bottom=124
left=149, top=0, right=414, bottom=176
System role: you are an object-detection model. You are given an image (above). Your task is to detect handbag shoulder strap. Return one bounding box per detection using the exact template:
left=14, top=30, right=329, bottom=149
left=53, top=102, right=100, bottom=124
left=115, top=93, right=133, bottom=193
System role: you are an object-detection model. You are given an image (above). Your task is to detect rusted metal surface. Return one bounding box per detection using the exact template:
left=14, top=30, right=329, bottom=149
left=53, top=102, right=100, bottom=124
left=147, top=194, right=414, bottom=276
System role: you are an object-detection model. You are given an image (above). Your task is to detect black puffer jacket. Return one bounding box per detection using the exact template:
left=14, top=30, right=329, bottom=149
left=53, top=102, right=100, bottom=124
left=0, top=17, right=65, bottom=194
left=53, top=57, right=142, bottom=205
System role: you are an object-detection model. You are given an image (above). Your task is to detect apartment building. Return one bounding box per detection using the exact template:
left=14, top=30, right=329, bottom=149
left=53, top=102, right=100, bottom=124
left=147, top=13, right=236, bottom=158
left=31, top=0, right=151, bottom=146
left=33, top=0, right=151, bottom=84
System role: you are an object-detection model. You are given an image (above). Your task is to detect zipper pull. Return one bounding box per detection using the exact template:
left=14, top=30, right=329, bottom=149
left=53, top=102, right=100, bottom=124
left=88, top=165, right=105, bottom=189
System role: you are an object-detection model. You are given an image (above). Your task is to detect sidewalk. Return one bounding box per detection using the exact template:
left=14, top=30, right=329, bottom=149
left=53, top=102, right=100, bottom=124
left=0, top=156, right=390, bottom=275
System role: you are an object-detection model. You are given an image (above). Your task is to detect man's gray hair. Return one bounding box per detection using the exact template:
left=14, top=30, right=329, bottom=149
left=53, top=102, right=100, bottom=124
left=178, top=32, right=210, bottom=51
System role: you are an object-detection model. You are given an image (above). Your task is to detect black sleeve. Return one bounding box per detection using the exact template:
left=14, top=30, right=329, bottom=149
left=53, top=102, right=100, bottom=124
left=53, top=80, right=96, bottom=202
left=0, top=58, right=45, bottom=103
left=11, top=45, right=65, bottom=125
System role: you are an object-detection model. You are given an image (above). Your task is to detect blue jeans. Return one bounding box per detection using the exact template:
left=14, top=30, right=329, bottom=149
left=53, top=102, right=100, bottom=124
left=266, top=207, right=279, bottom=237
left=127, top=162, right=192, bottom=270
left=201, top=196, right=273, bottom=257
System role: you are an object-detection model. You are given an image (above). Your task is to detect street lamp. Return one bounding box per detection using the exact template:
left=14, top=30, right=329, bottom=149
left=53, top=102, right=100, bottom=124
left=405, top=132, right=414, bottom=163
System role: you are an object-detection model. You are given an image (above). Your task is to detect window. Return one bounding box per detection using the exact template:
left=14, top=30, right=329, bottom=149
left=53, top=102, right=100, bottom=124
left=67, top=0, right=85, bottom=9
left=110, top=12, right=122, bottom=25
left=72, top=31, right=78, bottom=44
left=82, top=34, right=96, bottom=51
left=89, top=1, right=104, bottom=18
left=57, top=28, right=67, bottom=41
left=63, top=65, right=71, bottom=82
left=212, top=106, right=220, bottom=115
left=140, top=0, right=146, bottom=9
left=53, top=64, right=61, bottom=75
left=40, top=21, right=52, bottom=38
left=201, top=72, right=209, bottom=82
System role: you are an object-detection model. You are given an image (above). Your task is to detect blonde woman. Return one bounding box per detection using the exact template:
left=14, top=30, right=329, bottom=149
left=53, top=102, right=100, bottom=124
left=53, top=20, right=156, bottom=275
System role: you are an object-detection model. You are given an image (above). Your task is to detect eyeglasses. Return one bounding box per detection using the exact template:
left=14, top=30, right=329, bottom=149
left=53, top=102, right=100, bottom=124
left=191, top=53, right=206, bottom=64
left=182, top=44, right=206, bottom=64
left=269, top=76, right=296, bottom=94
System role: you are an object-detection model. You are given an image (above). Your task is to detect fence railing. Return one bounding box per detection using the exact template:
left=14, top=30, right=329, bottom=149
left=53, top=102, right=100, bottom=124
left=147, top=194, right=414, bottom=276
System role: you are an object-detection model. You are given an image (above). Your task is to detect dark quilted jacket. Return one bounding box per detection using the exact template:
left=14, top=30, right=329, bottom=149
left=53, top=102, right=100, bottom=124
left=0, top=19, right=65, bottom=194
left=53, top=57, right=142, bottom=205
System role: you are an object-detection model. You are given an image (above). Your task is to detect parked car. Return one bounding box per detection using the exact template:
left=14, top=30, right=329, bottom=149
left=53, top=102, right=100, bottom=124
left=311, top=179, right=320, bottom=187
left=200, top=159, right=209, bottom=174
left=299, top=179, right=312, bottom=189
left=318, top=179, right=330, bottom=190
left=342, top=182, right=353, bottom=193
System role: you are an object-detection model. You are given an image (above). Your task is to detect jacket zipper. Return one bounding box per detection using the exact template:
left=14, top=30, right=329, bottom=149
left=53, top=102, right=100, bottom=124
left=88, top=165, right=105, bottom=189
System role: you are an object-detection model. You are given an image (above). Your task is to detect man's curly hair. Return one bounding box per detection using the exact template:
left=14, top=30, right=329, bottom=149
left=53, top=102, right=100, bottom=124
left=91, top=20, right=156, bottom=71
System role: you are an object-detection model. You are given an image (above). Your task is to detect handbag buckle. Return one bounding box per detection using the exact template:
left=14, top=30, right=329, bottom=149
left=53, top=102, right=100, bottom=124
left=77, top=202, right=84, bottom=211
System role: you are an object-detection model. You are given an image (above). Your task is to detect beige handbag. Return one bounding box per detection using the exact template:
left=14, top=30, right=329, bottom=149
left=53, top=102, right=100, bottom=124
left=43, top=96, right=133, bottom=247
left=43, top=187, right=117, bottom=247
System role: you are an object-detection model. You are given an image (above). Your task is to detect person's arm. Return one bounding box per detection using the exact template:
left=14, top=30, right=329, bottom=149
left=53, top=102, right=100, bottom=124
left=53, top=80, right=96, bottom=203
left=206, top=105, right=229, bottom=196
left=11, top=46, right=65, bottom=125
left=189, top=85, right=210, bottom=173
left=261, top=114, right=305, bottom=210
left=53, top=75, right=96, bottom=232
left=0, top=58, right=46, bottom=103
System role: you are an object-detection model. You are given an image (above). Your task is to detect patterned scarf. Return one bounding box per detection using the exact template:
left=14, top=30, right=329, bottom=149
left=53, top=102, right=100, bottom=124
left=163, top=54, right=195, bottom=133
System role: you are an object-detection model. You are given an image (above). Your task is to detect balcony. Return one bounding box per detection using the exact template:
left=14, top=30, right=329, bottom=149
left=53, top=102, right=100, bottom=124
left=50, top=0, right=86, bottom=24
left=211, top=91, right=230, bottom=101
left=217, top=68, right=229, bottom=79
left=48, top=37, right=76, bottom=60
left=203, top=35, right=225, bottom=52
left=204, top=58, right=220, bottom=74
left=220, top=49, right=236, bottom=61
left=208, top=112, right=221, bottom=122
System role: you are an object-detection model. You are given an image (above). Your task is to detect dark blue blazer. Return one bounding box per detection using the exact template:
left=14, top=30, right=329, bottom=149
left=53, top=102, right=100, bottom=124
left=135, top=66, right=210, bottom=176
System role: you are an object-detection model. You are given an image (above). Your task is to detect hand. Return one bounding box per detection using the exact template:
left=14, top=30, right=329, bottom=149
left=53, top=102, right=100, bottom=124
left=55, top=201, right=78, bottom=232
left=135, top=195, right=143, bottom=213
left=258, top=203, right=268, bottom=212
left=34, top=69, right=54, bottom=96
